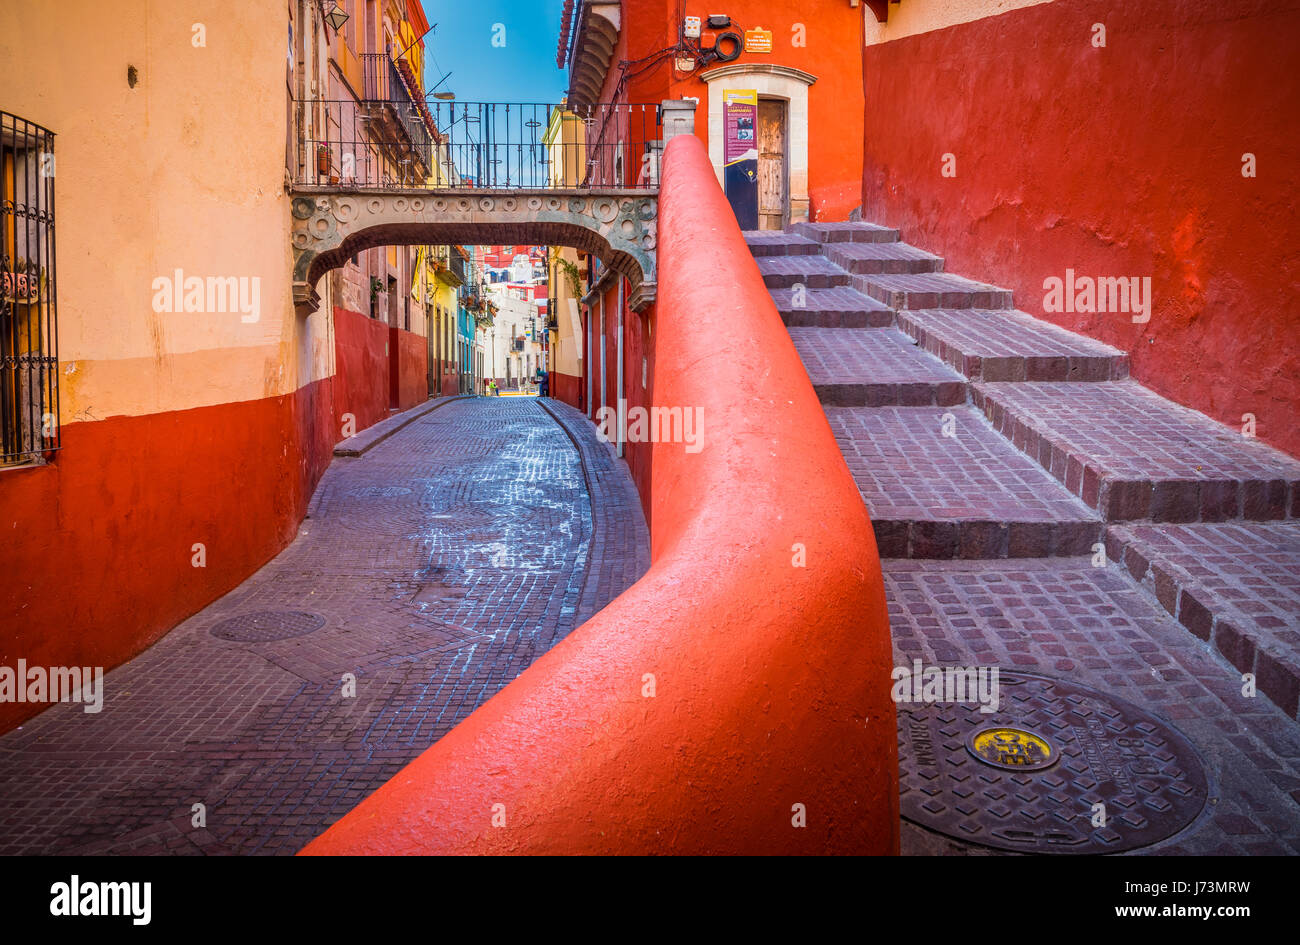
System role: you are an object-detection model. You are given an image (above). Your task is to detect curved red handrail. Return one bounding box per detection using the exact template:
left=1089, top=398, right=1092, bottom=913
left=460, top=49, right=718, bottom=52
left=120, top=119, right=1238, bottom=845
left=301, top=134, right=897, bottom=855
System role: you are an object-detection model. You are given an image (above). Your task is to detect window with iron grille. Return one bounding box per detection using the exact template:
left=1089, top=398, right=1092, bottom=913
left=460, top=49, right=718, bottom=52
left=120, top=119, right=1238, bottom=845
left=1, top=111, right=58, bottom=467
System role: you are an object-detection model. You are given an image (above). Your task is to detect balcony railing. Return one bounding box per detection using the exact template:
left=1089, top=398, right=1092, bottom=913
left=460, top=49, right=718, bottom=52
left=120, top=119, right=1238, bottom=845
left=296, top=101, right=660, bottom=191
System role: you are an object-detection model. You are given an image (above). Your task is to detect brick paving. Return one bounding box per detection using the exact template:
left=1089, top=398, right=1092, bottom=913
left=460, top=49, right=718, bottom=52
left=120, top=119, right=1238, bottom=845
left=753, top=220, right=1300, bottom=852
left=825, top=241, right=943, bottom=275
left=0, top=396, right=648, bottom=855
left=1106, top=522, right=1300, bottom=721
left=859, top=272, right=1014, bottom=310
left=791, top=220, right=899, bottom=243
left=974, top=381, right=1300, bottom=521
left=790, top=327, right=965, bottom=407
left=896, top=308, right=1129, bottom=382
left=888, top=559, right=1300, bottom=855
left=768, top=285, right=894, bottom=328
left=829, top=405, right=1101, bottom=558
left=755, top=254, right=851, bottom=288
left=740, top=230, right=821, bottom=256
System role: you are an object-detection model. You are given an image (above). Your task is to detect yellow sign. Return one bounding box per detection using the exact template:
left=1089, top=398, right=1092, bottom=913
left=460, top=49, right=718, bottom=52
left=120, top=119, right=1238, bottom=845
left=968, top=727, right=1056, bottom=770
left=744, top=28, right=773, bottom=54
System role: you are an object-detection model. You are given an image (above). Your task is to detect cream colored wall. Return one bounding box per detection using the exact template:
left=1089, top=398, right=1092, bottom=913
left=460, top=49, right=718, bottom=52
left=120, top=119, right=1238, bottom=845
left=549, top=248, right=583, bottom=378
left=864, top=0, right=1059, bottom=45
left=0, top=1, right=331, bottom=424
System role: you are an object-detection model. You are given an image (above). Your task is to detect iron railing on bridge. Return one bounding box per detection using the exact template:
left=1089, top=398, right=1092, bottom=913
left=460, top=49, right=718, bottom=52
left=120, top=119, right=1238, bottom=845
left=297, top=100, right=659, bottom=191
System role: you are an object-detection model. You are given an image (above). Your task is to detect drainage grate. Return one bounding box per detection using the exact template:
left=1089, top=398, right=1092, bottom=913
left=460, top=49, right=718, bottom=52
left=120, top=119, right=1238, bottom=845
left=210, top=611, right=325, bottom=643
left=898, top=672, right=1208, bottom=854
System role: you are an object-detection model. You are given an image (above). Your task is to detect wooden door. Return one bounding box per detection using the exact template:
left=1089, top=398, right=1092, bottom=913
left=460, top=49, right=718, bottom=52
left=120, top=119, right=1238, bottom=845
left=757, top=99, right=788, bottom=231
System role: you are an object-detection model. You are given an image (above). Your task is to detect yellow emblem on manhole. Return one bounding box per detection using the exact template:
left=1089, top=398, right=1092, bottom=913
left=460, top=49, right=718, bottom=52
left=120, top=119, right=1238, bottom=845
left=966, top=727, right=1057, bottom=771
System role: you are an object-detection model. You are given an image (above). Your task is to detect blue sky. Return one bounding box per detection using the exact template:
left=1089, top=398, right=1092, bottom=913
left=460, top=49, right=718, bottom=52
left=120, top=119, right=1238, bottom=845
left=416, top=1, right=569, bottom=103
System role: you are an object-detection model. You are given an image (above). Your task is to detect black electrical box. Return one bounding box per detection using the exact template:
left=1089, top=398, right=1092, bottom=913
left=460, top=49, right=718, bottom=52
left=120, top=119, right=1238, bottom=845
left=707, top=15, right=731, bottom=29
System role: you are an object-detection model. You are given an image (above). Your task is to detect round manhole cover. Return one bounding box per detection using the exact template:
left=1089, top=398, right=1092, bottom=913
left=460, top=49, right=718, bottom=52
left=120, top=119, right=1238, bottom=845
left=210, top=611, right=325, bottom=643
left=899, top=672, right=1208, bottom=854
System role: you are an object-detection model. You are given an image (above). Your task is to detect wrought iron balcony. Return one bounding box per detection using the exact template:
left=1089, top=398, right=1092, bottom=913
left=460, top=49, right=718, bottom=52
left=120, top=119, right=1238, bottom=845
left=295, top=100, right=659, bottom=191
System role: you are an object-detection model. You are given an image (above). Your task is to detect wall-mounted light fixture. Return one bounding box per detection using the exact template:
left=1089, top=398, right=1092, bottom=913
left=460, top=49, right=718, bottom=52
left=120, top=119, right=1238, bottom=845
left=324, top=3, right=349, bottom=32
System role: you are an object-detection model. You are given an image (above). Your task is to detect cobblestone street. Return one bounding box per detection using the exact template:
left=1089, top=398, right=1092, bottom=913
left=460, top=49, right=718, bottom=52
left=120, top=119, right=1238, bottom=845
left=0, top=397, right=648, bottom=855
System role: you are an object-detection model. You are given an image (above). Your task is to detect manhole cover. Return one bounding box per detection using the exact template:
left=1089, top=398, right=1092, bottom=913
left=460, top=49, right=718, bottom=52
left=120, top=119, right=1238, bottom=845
left=898, top=672, right=1208, bottom=854
left=210, top=611, right=325, bottom=643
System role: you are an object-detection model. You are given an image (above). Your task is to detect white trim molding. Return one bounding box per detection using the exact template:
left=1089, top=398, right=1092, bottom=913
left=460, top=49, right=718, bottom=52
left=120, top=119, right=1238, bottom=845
left=700, top=64, right=818, bottom=224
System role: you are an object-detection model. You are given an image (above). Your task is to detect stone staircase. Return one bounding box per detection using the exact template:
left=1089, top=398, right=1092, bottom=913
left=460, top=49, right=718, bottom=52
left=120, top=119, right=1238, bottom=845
left=744, top=221, right=1300, bottom=723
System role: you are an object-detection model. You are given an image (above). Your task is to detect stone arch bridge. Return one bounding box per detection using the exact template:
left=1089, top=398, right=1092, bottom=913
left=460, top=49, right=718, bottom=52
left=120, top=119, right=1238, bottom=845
left=290, top=187, right=658, bottom=313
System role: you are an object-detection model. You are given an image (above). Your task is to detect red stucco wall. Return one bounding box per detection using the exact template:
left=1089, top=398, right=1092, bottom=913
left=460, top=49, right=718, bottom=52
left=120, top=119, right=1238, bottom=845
left=861, top=0, right=1300, bottom=457
left=391, top=326, right=429, bottom=410
left=550, top=371, right=584, bottom=411
left=0, top=378, right=337, bottom=732
left=333, top=306, right=390, bottom=434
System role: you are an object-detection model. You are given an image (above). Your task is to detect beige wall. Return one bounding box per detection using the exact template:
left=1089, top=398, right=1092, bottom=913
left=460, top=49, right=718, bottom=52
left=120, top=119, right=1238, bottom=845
left=0, top=1, right=332, bottom=423
left=865, top=0, right=1059, bottom=45
left=549, top=247, right=583, bottom=378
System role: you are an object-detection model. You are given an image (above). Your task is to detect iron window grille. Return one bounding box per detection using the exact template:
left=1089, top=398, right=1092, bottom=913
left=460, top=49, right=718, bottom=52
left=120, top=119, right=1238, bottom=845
left=1, top=111, right=58, bottom=467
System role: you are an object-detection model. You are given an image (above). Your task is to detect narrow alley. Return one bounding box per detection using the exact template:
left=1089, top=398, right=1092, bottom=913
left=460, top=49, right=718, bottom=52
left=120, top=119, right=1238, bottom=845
left=0, top=397, right=647, bottom=854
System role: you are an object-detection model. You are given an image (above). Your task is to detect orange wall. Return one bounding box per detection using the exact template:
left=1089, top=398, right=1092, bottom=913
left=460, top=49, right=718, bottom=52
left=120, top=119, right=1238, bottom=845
left=860, top=0, right=1300, bottom=458
left=609, top=1, right=866, bottom=220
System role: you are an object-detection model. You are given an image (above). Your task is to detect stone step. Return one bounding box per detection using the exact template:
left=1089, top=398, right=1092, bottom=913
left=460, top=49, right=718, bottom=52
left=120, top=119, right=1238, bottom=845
left=768, top=286, right=895, bottom=328
left=825, top=241, right=944, bottom=276
left=790, top=221, right=900, bottom=244
left=789, top=327, right=966, bottom=407
left=858, top=272, right=1014, bottom=310
left=742, top=230, right=822, bottom=257
left=826, top=404, right=1102, bottom=559
left=755, top=254, right=851, bottom=289
left=973, top=381, right=1300, bottom=522
left=895, top=308, right=1130, bottom=382
left=1105, top=521, right=1300, bottom=721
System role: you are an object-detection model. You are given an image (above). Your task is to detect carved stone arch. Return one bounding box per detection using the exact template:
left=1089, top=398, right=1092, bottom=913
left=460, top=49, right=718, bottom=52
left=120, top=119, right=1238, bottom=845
left=290, top=188, right=656, bottom=313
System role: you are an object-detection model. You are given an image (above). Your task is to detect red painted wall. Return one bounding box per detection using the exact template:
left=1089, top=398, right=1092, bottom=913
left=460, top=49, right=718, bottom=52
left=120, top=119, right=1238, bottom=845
left=333, top=306, right=390, bottom=434
left=0, top=378, right=337, bottom=732
left=302, top=135, right=897, bottom=855
left=550, top=370, right=584, bottom=411
left=336, top=307, right=428, bottom=426
left=861, top=0, right=1300, bottom=458
left=391, top=326, right=429, bottom=410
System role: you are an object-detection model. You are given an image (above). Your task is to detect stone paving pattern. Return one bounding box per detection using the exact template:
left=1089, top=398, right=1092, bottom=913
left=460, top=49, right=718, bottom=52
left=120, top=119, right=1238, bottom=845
left=748, top=221, right=1300, bottom=852
left=888, top=559, right=1300, bottom=855
left=1107, top=522, right=1300, bottom=721
left=0, top=397, right=648, bottom=855
left=769, top=285, right=894, bottom=328
left=825, top=241, right=943, bottom=275
left=896, top=308, right=1130, bottom=382
left=974, top=381, right=1300, bottom=521
left=859, top=272, right=1014, bottom=310
left=789, top=327, right=966, bottom=406
left=828, top=405, right=1101, bottom=558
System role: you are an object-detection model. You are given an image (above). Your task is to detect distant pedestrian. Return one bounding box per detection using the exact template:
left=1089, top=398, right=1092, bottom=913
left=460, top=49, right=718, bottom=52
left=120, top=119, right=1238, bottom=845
left=482, top=377, right=490, bottom=397
left=538, top=369, right=549, bottom=398
left=490, top=380, right=499, bottom=396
